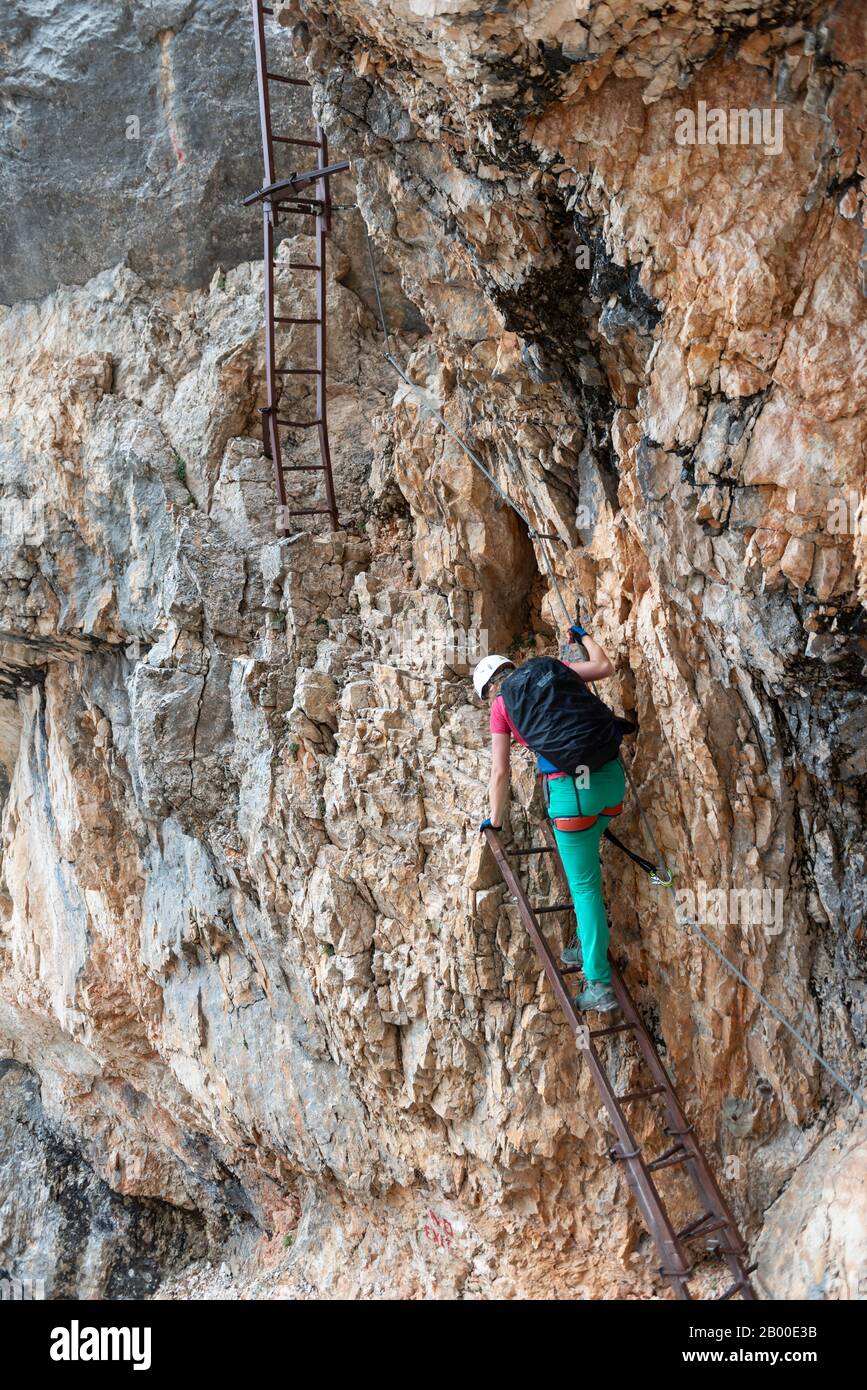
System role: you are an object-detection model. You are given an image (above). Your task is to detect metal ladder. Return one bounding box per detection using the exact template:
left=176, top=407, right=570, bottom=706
left=247, top=0, right=347, bottom=533
left=483, top=823, right=758, bottom=1301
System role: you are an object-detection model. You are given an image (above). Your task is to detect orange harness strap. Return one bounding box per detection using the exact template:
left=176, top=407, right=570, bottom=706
left=550, top=801, right=624, bottom=833
left=551, top=813, right=598, bottom=832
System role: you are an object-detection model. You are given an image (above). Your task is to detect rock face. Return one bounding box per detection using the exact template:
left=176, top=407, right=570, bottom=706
left=0, top=0, right=307, bottom=302
left=0, top=0, right=865, bottom=1299
left=0, top=1061, right=207, bottom=1298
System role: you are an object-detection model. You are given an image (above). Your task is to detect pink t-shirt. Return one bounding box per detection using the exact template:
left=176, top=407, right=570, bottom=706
left=490, top=694, right=527, bottom=744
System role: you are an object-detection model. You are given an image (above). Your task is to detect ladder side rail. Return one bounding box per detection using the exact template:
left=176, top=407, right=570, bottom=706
left=613, top=973, right=755, bottom=1258
left=251, top=0, right=277, bottom=189
left=609, top=969, right=758, bottom=1299
left=315, top=128, right=339, bottom=528
left=484, top=828, right=695, bottom=1297
left=485, top=827, right=581, bottom=1024
left=540, top=820, right=757, bottom=1299
left=262, top=207, right=288, bottom=532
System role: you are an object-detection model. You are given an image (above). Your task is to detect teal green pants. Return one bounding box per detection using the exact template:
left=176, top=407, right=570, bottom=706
left=547, top=758, right=626, bottom=986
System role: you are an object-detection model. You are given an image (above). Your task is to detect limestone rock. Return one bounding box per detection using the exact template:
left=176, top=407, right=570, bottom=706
left=0, top=0, right=308, bottom=302
left=0, top=0, right=865, bottom=1302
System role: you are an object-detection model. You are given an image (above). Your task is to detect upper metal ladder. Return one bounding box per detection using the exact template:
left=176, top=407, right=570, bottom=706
left=484, top=823, right=758, bottom=1301
left=246, top=0, right=349, bottom=533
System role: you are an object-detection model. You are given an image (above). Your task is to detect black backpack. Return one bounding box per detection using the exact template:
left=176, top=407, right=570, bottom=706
left=501, top=656, right=637, bottom=775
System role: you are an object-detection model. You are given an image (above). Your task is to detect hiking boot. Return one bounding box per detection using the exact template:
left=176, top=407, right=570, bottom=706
left=575, top=982, right=619, bottom=1013
left=560, top=940, right=583, bottom=970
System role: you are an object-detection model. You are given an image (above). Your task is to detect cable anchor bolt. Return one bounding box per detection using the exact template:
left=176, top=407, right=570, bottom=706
left=649, top=867, right=674, bottom=888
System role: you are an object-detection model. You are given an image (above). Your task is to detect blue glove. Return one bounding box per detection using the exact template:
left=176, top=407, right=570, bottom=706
left=569, top=622, right=589, bottom=639
left=479, top=818, right=501, bottom=833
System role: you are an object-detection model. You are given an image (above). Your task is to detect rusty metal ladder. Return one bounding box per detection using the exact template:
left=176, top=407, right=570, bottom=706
left=483, top=823, right=758, bottom=1301
left=247, top=0, right=346, bottom=533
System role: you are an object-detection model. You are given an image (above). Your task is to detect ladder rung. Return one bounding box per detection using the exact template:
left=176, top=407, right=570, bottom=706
left=262, top=5, right=275, bottom=12
left=276, top=418, right=321, bottom=427
left=647, top=1145, right=689, bottom=1173
left=283, top=465, right=327, bottom=472
left=273, top=136, right=323, bottom=148
left=274, top=367, right=321, bottom=376
left=589, top=1020, right=634, bottom=1038
left=559, top=964, right=582, bottom=976
left=283, top=508, right=333, bottom=516
left=676, top=1214, right=728, bottom=1242
left=647, top=1155, right=684, bottom=1176
left=617, top=1085, right=666, bottom=1103
left=676, top=1211, right=713, bottom=1238
left=535, top=902, right=574, bottom=915
left=509, top=846, right=553, bottom=856
left=288, top=262, right=321, bottom=271
left=687, top=1217, right=729, bottom=1241
left=273, top=316, right=321, bottom=325
left=267, top=72, right=310, bottom=87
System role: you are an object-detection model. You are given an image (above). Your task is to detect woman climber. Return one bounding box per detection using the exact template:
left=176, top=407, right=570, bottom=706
left=474, top=622, right=636, bottom=1014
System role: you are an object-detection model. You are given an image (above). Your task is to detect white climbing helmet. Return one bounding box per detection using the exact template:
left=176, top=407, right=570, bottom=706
left=472, top=654, right=514, bottom=699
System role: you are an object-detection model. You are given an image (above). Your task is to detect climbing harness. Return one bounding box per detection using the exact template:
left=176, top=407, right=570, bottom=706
left=550, top=808, right=622, bottom=833
left=541, top=772, right=665, bottom=880
left=485, top=823, right=758, bottom=1301
left=363, top=227, right=866, bottom=1115
left=540, top=763, right=660, bottom=878
left=247, top=0, right=350, bottom=532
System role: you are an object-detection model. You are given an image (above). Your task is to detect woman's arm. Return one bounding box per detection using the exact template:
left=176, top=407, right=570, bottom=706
left=560, top=632, right=615, bottom=682
left=488, top=732, right=512, bottom=826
